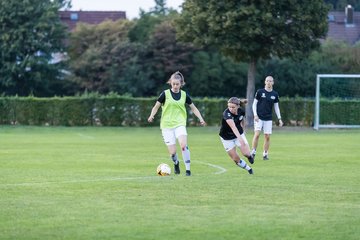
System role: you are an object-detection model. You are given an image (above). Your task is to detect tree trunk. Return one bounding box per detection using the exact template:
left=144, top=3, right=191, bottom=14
left=246, top=59, right=256, bottom=127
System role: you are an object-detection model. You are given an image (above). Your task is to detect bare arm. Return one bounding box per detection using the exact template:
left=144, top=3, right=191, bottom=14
left=240, top=119, right=245, bottom=130
left=252, top=99, right=259, bottom=122
left=189, top=103, right=206, bottom=126
left=274, top=102, right=283, bottom=127
left=226, top=119, right=245, bottom=145
left=148, top=101, right=161, bottom=122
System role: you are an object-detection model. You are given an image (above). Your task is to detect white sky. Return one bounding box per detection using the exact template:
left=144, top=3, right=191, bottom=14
left=69, top=0, right=185, bottom=20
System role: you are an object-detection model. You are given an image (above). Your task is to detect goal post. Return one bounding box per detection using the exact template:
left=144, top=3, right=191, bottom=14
left=314, top=74, right=360, bottom=130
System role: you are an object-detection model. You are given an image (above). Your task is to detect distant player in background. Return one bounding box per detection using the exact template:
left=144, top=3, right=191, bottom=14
left=148, top=71, right=206, bottom=176
left=251, top=76, right=283, bottom=161
left=219, top=97, right=254, bottom=174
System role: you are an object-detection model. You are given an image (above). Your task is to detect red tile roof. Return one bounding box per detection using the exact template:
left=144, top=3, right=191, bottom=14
left=59, top=10, right=126, bottom=30
left=327, top=11, right=360, bottom=44
left=59, top=10, right=360, bottom=45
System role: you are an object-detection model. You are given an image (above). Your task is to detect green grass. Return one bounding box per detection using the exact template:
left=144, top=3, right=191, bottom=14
left=0, top=126, right=359, bottom=240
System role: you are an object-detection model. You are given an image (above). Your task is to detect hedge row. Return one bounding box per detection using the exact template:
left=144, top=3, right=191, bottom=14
left=0, top=96, right=358, bottom=127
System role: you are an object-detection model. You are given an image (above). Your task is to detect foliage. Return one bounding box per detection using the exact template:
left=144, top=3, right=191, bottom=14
left=128, top=13, right=164, bottom=43
left=68, top=15, right=194, bottom=97
left=67, top=19, right=135, bottom=94
left=175, top=0, right=329, bottom=125
left=146, top=21, right=198, bottom=95
left=67, top=13, right=260, bottom=98
left=1, top=95, right=359, bottom=127
left=188, top=50, right=249, bottom=97
left=2, top=0, right=358, bottom=99
left=151, top=0, right=168, bottom=16
left=319, top=39, right=360, bottom=73
left=63, top=4, right=360, bottom=99
left=256, top=39, right=360, bottom=97
left=320, top=99, right=360, bottom=124
left=0, top=0, right=70, bottom=96
left=108, top=42, right=156, bottom=96
left=177, top=0, right=328, bottom=61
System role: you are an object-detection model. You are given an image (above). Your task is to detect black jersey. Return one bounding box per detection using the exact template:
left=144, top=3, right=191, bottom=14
left=219, top=108, right=245, bottom=140
left=157, top=90, right=192, bottom=104
left=254, top=88, right=279, bottom=121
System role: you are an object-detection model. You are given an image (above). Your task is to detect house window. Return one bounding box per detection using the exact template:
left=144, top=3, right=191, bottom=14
left=70, top=13, right=78, bottom=21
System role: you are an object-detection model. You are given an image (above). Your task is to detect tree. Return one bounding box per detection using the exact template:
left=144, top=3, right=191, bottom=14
left=128, top=13, right=163, bottom=43
left=176, top=0, right=329, bottom=125
left=128, top=0, right=181, bottom=43
left=151, top=0, right=168, bottom=15
left=67, top=19, right=135, bottom=93
left=114, top=20, right=196, bottom=97
left=0, top=0, right=70, bottom=96
left=148, top=21, right=196, bottom=91
left=188, top=50, right=249, bottom=97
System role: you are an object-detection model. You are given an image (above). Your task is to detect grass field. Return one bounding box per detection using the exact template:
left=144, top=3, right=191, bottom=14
left=0, top=126, right=359, bottom=240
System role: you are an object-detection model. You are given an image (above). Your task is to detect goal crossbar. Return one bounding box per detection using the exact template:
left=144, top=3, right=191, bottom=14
left=314, top=74, right=360, bottom=130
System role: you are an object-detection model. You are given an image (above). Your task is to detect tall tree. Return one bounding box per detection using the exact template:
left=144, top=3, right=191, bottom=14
left=152, top=0, right=168, bottom=15
left=149, top=21, right=196, bottom=90
left=128, top=13, right=163, bottom=43
left=67, top=19, right=134, bottom=93
left=176, top=0, right=329, bottom=125
left=0, top=0, right=70, bottom=96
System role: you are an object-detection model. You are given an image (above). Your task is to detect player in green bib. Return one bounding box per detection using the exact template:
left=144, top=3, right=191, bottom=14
left=148, top=71, right=206, bottom=176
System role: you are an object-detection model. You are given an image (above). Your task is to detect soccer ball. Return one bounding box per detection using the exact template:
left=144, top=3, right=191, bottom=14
left=157, top=163, right=171, bottom=176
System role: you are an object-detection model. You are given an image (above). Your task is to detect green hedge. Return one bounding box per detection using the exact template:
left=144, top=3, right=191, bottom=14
left=0, top=96, right=358, bottom=127
left=280, top=97, right=314, bottom=126
left=320, top=99, right=360, bottom=125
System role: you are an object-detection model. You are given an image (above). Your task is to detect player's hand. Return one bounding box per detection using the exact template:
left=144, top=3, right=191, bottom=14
left=254, top=115, right=259, bottom=122
left=200, top=120, right=206, bottom=126
left=238, top=138, right=246, bottom=146
left=279, top=119, right=284, bottom=127
left=148, top=116, right=154, bottom=123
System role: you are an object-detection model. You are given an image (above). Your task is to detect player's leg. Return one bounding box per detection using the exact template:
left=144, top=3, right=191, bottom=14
left=262, top=121, right=273, bottom=160
left=221, top=138, right=253, bottom=174
left=237, top=134, right=254, bottom=164
left=176, top=126, right=191, bottom=176
left=251, top=119, right=263, bottom=159
left=263, top=134, right=270, bottom=160
left=162, top=128, right=180, bottom=174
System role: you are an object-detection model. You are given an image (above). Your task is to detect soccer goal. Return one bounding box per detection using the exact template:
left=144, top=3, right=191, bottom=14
left=314, top=74, right=360, bottom=130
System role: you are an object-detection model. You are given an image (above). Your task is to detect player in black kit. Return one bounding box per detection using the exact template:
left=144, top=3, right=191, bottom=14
left=219, top=97, right=254, bottom=174
left=251, top=76, right=283, bottom=161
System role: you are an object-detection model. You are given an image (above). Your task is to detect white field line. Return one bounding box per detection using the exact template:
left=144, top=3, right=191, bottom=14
left=76, top=133, right=95, bottom=139
left=194, top=160, right=227, bottom=175
left=0, top=161, right=227, bottom=187
left=0, top=176, right=159, bottom=187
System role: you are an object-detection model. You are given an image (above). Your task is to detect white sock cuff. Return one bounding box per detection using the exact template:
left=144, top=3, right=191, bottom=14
left=237, top=159, right=246, bottom=168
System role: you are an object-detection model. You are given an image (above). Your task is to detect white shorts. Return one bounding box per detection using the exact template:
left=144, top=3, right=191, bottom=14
left=254, top=119, right=272, bottom=134
left=220, top=134, right=249, bottom=152
left=161, top=126, right=187, bottom=146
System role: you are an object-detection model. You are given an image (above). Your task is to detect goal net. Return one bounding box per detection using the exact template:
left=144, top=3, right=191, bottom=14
left=314, top=74, right=360, bottom=130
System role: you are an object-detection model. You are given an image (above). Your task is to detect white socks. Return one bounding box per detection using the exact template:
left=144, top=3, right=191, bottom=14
left=171, top=146, right=191, bottom=171
left=251, top=149, right=256, bottom=156
left=237, top=159, right=251, bottom=171
left=181, top=146, right=191, bottom=171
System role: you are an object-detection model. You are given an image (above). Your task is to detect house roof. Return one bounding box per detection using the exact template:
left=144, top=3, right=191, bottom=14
left=59, top=10, right=360, bottom=44
left=59, top=10, right=126, bottom=30
left=327, top=11, right=360, bottom=44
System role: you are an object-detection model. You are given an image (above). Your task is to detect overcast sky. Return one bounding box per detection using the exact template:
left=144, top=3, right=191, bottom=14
left=69, top=0, right=185, bottom=19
